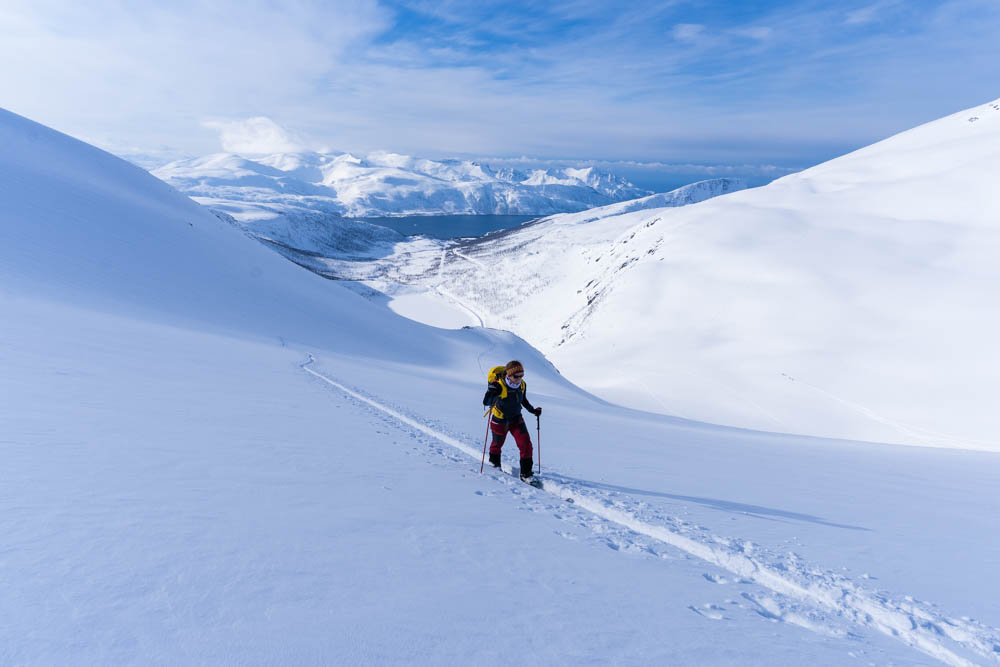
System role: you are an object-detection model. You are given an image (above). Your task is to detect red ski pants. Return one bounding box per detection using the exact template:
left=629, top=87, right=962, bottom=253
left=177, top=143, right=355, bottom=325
left=489, top=416, right=533, bottom=459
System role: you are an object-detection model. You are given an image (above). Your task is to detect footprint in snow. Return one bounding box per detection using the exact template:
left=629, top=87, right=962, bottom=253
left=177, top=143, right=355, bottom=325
left=689, top=604, right=727, bottom=621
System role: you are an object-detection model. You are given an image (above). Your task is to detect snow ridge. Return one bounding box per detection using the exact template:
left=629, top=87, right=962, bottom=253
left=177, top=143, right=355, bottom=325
left=302, top=356, right=1000, bottom=667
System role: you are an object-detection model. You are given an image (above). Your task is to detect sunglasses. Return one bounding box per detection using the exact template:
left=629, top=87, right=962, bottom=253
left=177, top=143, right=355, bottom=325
left=509, top=372, right=524, bottom=379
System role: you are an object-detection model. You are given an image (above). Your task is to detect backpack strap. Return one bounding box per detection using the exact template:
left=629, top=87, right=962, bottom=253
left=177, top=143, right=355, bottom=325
left=491, top=378, right=507, bottom=419
left=486, top=366, right=508, bottom=417
left=489, top=379, right=526, bottom=420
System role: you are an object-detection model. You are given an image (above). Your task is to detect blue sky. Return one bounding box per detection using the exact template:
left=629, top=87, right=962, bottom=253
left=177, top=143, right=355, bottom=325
left=2, top=0, right=998, bottom=189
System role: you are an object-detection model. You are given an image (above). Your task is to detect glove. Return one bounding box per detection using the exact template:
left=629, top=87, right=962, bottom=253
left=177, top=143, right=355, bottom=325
left=533, top=407, right=542, bottom=417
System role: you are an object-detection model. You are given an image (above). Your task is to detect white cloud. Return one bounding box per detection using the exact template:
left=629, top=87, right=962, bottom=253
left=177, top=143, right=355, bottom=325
left=672, top=23, right=705, bottom=41
left=203, top=117, right=306, bottom=154
left=1, top=0, right=998, bottom=170
left=0, top=0, right=388, bottom=153
left=740, top=26, right=774, bottom=40
left=845, top=1, right=898, bottom=25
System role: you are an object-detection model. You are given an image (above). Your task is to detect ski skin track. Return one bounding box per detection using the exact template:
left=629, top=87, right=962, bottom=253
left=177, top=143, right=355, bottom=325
left=301, top=356, right=999, bottom=666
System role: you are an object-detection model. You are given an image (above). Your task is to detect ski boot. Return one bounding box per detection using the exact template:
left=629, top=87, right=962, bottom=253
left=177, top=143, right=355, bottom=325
left=519, top=457, right=540, bottom=486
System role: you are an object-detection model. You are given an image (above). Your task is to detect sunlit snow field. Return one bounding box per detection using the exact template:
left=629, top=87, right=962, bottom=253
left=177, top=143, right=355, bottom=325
left=3, top=103, right=1000, bottom=665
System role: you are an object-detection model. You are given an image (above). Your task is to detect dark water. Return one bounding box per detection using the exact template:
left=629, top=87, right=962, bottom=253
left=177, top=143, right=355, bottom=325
left=358, top=215, right=539, bottom=240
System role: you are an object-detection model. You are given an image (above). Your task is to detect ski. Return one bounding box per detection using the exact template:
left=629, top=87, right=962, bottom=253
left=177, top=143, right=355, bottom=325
left=516, top=464, right=544, bottom=488
left=485, top=464, right=572, bottom=501
left=486, top=461, right=544, bottom=489
left=521, top=475, right=543, bottom=488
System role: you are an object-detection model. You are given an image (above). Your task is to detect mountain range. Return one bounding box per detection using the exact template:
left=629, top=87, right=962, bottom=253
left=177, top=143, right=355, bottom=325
left=153, top=150, right=652, bottom=219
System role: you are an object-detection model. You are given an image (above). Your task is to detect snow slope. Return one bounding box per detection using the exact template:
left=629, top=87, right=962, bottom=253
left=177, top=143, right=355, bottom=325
left=392, top=98, right=1000, bottom=450
left=152, top=150, right=650, bottom=219
left=4, top=107, right=1000, bottom=665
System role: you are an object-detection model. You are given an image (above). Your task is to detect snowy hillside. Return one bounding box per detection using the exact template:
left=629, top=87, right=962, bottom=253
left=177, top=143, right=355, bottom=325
left=382, top=98, right=1000, bottom=450
left=152, top=150, right=651, bottom=219
left=4, top=107, right=1000, bottom=666
left=231, top=177, right=744, bottom=293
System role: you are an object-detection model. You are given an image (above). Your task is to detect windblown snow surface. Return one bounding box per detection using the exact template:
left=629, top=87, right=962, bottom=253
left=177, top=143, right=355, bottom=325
left=152, top=150, right=650, bottom=219
left=3, top=106, right=1000, bottom=666
left=378, top=98, right=1000, bottom=452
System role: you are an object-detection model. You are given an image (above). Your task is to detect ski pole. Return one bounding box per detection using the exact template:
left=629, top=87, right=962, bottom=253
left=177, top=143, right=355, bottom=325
left=536, top=413, right=541, bottom=475
left=480, top=413, right=491, bottom=473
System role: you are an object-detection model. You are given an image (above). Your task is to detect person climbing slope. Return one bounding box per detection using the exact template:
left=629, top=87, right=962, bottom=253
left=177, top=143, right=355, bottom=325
left=483, top=360, right=541, bottom=481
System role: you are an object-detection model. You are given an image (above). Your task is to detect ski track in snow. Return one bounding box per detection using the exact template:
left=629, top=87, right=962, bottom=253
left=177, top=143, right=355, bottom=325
left=436, top=248, right=448, bottom=278
left=427, top=248, right=488, bottom=327
left=433, top=285, right=485, bottom=327
left=301, top=357, right=1000, bottom=666
left=449, top=249, right=489, bottom=270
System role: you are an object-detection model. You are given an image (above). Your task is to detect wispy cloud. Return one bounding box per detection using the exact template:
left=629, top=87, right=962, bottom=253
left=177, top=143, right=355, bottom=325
left=1, top=0, right=998, bottom=172
left=0, top=0, right=389, bottom=150
left=672, top=23, right=705, bottom=41
left=733, top=26, right=774, bottom=41
left=845, top=0, right=898, bottom=25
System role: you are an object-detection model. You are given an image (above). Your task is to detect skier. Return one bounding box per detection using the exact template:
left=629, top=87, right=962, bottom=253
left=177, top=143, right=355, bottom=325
left=483, top=360, right=542, bottom=481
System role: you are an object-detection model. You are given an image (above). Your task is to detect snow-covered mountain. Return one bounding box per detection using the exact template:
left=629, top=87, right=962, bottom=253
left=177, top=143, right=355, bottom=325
left=4, top=106, right=1000, bottom=666
left=152, top=150, right=651, bottom=219
left=237, top=177, right=745, bottom=287
left=371, top=98, right=1000, bottom=450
